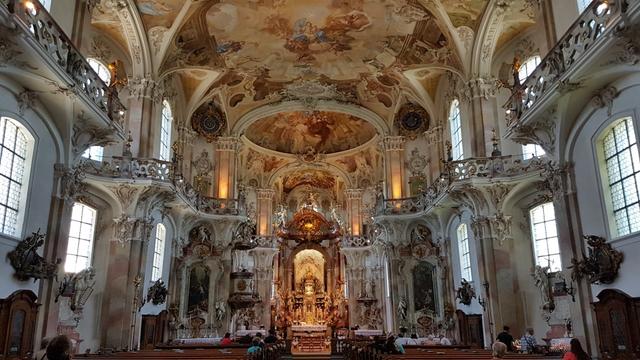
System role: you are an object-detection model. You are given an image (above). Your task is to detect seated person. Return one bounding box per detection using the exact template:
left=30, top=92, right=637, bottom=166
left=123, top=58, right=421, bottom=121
left=247, top=339, right=262, bottom=354
left=46, top=335, right=72, bottom=360
left=440, top=335, right=452, bottom=346
left=220, top=332, right=233, bottom=346
left=520, top=327, right=538, bottom=353
left=493, top=341, right=507, bottom=359
left=496, top=326, right=514, bottom=352
left=264, top=329, right=278, bottom=344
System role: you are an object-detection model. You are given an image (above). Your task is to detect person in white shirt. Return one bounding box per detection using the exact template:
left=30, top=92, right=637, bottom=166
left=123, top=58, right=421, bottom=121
left=440, top=336, right=452, bottom=346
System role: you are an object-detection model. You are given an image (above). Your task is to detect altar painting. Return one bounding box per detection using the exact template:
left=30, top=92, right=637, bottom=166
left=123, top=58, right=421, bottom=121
left=413, top=261, right=436, bottom=314
left=294, top=249, right=325, bottom=291
left=188, top=264, right=210, bottom=315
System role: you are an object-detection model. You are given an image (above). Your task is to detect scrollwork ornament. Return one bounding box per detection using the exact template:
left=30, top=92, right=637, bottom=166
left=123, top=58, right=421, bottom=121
left=395, top=103, right=430, bottom=139
left=146, top=279, right=168, bottom=305
left=570, top=235, right=623, bottom=285
left=8, top=230, right=60, bottom=281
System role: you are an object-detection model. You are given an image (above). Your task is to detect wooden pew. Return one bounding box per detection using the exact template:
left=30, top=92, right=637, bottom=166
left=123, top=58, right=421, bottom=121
left=78, top=342, right=286, bottom=360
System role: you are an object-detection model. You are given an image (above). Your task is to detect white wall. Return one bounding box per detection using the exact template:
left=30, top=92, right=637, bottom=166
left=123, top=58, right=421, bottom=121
left=0, top=81, right=61, bottom=298
left=448, top=212, right=483, bottom=315
left=569, top=75, right=640, bottom=300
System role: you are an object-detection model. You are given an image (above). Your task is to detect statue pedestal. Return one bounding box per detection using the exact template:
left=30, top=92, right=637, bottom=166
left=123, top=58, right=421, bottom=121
left=291, top=325, right=329, bottom=355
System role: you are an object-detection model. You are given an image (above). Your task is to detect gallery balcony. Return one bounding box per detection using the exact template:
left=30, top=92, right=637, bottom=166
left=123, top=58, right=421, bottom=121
left=504, top=0, right=640, bottom=130
left=0, top=0, right=126, bottom=134
left=81, top=156, right=244, bottom=217
left=379, top=155, right=549, bottom=217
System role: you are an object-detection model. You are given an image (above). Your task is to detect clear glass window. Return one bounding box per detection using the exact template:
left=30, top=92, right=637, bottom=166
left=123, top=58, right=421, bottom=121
left=159, top=101, right=172, bottom=161
left=518, top=56, right=541, bottom=83
left=457, top=224, right=472, bottom=282
left=87, top=58, right=111, bottom=86
left=449, top=100, right=464, bottom=160
left=65, top=203, right=97, bottom=273
left=82, top=146, right=104, bottom=162
left=602, top=117, right=640, bottom=237
left=529, top=202, right=562, bottom=272
left=151, top=224, right=166, bottom=282
left=522, top=144, right=545, bottom=160
left=577, top=0, right=591, bottom=13
left=0, top=117, right=33, bottom=237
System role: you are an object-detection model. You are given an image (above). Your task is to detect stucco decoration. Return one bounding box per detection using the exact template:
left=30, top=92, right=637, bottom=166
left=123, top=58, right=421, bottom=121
left=395, top=102, right=430, bottom=138
left=191, top=100, right=227, bottom=142
left=146, top=279, right=168, bottom=305
left=455, top=279, right=476, bottom=306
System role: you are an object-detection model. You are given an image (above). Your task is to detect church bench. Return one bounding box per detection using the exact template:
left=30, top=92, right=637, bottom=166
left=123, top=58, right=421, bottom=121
left=79, top=343, right=286, bottom=360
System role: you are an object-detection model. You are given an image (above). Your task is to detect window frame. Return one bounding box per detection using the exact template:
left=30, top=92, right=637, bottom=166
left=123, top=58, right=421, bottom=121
left=0, top=117, right=35, bottom=238
left=529, top=202, right=562, bottom=272
left=522, top=143, right=545, bottom=160
left=456, top=223, right=472, bottom=282
left=64, top=203, right=97, bottom=273
left=518, top=55, right=541, bottom=84
left=159, top=100, right=172, bottom=162
left=449, top=99, right=464, bottom=161
left=597, top=116, right=640, bottom=238
left=151, top=223, right=166, bottom=282
left=82, top=146, right=104, bottom=162
left=577, top=0, right=591, bottom=13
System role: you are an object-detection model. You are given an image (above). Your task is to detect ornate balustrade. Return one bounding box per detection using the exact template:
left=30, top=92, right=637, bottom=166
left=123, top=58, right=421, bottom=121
left=82, top=157, right=242, bottom=216
left=504, top=0, right=629, bottom=127
left=2, top=0, right=126, bottom=126
left=380, top=156, right=547, bottom=216
left=341, top=235, right=372, bottom=248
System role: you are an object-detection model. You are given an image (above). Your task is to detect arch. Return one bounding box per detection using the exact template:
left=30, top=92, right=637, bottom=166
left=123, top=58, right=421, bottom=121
left=470, top=0, right=506, bottom=77
left=266, top=161, right=355, bottom=189
left=232, top=101, right=391, bottom=137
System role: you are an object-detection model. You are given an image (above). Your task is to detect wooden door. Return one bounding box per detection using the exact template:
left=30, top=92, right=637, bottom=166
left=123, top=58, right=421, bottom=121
left=593, top=289, right=640, bottom=359
left=456, top=310, right=484, bottom=348
left=140, top=315, right=158, bottom=350
left=0, top=290, right=39, bottom=359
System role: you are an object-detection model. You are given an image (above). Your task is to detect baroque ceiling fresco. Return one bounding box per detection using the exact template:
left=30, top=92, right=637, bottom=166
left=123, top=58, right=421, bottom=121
left=244, top=111, right=376, bottom=155
left=89, top=0, right=538, bottom=207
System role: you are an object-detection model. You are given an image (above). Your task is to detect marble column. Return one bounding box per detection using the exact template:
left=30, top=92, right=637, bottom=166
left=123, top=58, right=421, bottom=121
left=214, top=137, right=239, bottom=200
left=383, top=136, right=406, bottom=199
left=250, top=247, right=279, bottom=329
left=345, top=189, right=364, bottom=236
left=256, top=189, right=276, bottom=236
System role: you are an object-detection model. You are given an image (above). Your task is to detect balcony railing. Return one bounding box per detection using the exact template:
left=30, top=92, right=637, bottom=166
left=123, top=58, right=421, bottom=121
left=380, top=155, right=548, bottom=215
left=2, top=0, right=126, bottom=126
left=504, top=0, right=629, bottom=127
left=82, top=157, right=243, bottom=216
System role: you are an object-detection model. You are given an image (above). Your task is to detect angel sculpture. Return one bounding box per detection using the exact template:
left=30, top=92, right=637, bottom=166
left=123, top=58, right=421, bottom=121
left=397, top=296, right=408, bottom=321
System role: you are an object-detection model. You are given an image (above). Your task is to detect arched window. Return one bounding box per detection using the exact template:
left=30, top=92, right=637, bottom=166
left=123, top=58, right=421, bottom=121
left=82, top=146, right=104, bottom=162
left=151, top=224, right=166, bottom=282
left=529, top=202, right=561, bottom=272
left=577, top=0, right=591, bottom=13
left=518, top=55, right=541, bottom=83
left=0, top=117, right=34, bottom=237
left=522, top=143, right=545, bottom=160
left=38, top=0, right=52, bottom=11
left=159, top=100, right=172, bottom=161
left=65, top=203, right=97, bottom=273
left=449, top=100, right=464, bottom=160
left=87, top=58, right=111, bottom=86
left=601, top=117, right=640, bottom=237
left=457, top=224, right=472, bottom=282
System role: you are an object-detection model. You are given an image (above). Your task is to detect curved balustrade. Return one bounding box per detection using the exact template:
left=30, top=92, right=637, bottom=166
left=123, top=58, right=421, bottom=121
left=81, top=157, right=242, bottom=216
left=3, top=0, right=126, bottom=126
left=381, top=156, right=548, bottom=216
left=341, top=235, right=372, bottom=248
left=505, top=0, right=628, bottom=126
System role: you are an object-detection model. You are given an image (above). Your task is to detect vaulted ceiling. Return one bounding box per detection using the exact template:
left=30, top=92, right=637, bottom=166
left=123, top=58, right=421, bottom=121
left=90, top=0, right=536, bottom=130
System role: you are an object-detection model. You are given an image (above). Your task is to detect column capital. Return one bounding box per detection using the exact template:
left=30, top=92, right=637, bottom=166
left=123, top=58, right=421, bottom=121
left=215, top=137, right=240, bottom=151
left=345, top=188, right=364, bottom=199
left=256, top=188, right=276, bottom=200
left=383, top=136, right=405, bottom=151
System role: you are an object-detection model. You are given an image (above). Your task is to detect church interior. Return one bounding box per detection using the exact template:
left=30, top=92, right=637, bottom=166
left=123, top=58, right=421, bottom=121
left=1, top=0, right=640, bottom=359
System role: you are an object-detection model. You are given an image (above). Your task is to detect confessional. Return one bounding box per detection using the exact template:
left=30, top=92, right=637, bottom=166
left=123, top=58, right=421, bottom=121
left=0, top=290, right=39, bottom=359
left=593, top=289, right=640, bottom=359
